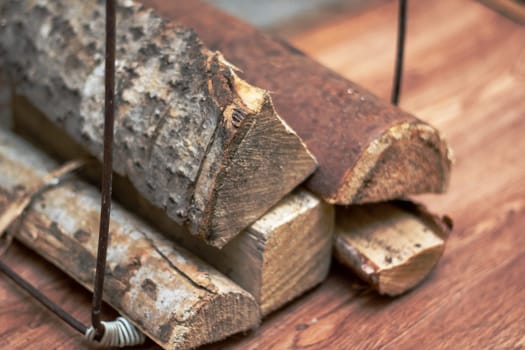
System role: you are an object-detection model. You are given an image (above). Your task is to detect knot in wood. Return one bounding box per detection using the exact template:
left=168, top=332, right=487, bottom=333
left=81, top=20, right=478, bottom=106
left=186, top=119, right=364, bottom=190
left=231, top=108, right=245, bottom=128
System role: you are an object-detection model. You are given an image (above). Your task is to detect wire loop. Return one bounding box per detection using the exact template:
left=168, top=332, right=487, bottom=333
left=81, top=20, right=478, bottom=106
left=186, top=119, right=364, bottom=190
left=85, top=317, right=146, bottom=347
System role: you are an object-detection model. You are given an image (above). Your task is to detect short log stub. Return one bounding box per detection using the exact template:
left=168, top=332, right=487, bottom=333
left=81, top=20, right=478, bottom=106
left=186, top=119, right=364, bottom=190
left=334, top=201, right=452, bottom=296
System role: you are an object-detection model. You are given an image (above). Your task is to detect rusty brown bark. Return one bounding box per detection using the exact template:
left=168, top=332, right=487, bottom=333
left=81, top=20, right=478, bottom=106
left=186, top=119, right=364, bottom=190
left=141, top=0, right=453, bottom=204
left=334, top=201, right=452, bottom=296
left=0, top=0, right=316, bottom=248
left=0, top=128, right=260, bottom=350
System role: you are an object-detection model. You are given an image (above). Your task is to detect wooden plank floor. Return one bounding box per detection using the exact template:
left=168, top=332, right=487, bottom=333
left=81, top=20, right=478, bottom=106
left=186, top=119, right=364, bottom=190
left=1, top=0, right=525, bottom=348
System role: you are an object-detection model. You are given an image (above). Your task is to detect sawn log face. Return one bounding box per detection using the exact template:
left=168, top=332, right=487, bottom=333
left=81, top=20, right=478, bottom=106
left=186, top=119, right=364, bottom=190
left=334, top=201, right=452, bottom=296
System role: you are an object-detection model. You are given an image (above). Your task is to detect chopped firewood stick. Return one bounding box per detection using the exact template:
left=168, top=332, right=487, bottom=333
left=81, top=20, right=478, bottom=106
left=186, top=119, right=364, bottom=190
left=142, top=0, right=453, bottom=204
left=334, top=201, right=452, bottom=296
left=174, top=189, right=334, bottom=315
left=0, top=129, right=260, bottom=350
left=12, top=101, right=334, bottom=316
left=0, top=0, right=316, bottom=248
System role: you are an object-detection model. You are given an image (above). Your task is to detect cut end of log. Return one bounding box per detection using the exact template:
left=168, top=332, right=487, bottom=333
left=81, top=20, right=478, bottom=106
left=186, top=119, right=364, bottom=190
left=199, top=55, right=318, bottom=247
left=334, top=201, right=452, bottom=296
left=329, top=121, right=452, bottom=205
left=377, top=244, right=445, bottom=296
left=255, top=189, right=334, bottom=314
left=163, top=284, right=260, bottom=348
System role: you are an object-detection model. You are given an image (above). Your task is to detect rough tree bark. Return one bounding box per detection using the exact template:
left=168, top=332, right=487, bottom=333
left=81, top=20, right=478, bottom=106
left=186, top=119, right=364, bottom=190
left=12, top=99, right=334, bottom=316
left=334, top=201, right=452, bottom=296
left=0, top=0, right=316, bottom=248
left=142, top=0, right=453, bottom=204
left=0, top=128, right=260, bottom=350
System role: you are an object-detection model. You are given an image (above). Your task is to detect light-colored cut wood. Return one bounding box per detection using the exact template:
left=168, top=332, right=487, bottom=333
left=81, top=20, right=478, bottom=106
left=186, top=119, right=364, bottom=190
left=0, top=128, right=260, bottom=350
left=334, top=201, right=452, bottom=296
left=175, top=189, right=334, bottom=315
left=0, top=0, right=316, bottom=248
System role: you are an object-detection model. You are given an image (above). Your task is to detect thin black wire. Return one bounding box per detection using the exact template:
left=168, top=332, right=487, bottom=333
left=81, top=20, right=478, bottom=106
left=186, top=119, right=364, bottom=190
left=0, top=259, right=88, bottom=334
left=391, top=0, right=407, bottom=105
left=91, top=0, right=117, bottom=341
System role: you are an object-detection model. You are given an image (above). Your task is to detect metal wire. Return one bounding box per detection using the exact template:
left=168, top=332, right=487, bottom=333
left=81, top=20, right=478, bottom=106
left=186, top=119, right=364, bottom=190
left=391, top=0, right=407, bottom=105
left=0, top=259, right=88, bottom=334
left=91, top=0, right=117, bottom=341
left=85, top=317, right=146, bottom=347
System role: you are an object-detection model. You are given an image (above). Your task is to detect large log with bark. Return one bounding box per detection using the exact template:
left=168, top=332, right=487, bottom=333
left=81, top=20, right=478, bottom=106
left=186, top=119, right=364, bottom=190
left=0, top=0, right=316, bottom=248
left=142, top=0, right=453, bottom=204
left=12, top=99, right=334, bottom=316
left=0, top=128, right=260, bottom=350
left=334, top=201, right=452, bottom=296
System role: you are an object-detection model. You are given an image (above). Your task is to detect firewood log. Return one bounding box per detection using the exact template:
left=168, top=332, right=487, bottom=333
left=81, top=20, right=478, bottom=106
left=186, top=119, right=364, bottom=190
left=142, top=0, right=453, bottom=204
left=334, top=201, right=452, bottom=296
left=12, top=100, right=334, bottom=316
left=0, top=128, right=260, bottom=350
left=0, top=0, right=316, bottom=248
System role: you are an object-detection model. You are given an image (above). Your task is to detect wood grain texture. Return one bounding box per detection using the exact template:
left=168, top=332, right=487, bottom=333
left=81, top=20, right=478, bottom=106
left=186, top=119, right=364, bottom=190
left=334, top=201, right=452, bottom=296
left=140, top=0, right=452, bottom=205
left=1, top=0, right=525, bottom=349
left=0, top=0, right=316, bottom=248
left=171, top=189, right=334, bottom=316
left=11, top=100, right=333, bottom=317
left=0, top=129, right=260, bottom=350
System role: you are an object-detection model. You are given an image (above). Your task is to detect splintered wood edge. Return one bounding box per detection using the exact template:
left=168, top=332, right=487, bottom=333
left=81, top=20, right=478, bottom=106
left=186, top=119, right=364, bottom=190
left=331, top=122, right=453, bottom=204
left=334, top=201, right=452, bottom=296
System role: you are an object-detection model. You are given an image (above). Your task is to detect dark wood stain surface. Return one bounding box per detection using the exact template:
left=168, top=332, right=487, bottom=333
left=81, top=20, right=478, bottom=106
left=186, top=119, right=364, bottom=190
left=1, top=0, right=525, bottom=349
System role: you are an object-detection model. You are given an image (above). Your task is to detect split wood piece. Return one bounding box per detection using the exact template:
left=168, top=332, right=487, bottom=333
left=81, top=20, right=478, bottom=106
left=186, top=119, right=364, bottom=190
left=0, top=129, right=260, bottom=350
left=0, top=0, right=316, bottom=248
left=171, top=189, right=334, bottom=316
left=141, top=0, right=453, bottom=204
left=334, top=201, right=452, bottom=296
left=12, top=100, right=334, bottom=316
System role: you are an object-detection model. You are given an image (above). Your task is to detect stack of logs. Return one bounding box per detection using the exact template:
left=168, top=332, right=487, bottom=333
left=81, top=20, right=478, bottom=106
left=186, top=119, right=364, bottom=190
left=0, top=0, right=453, bottom=349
